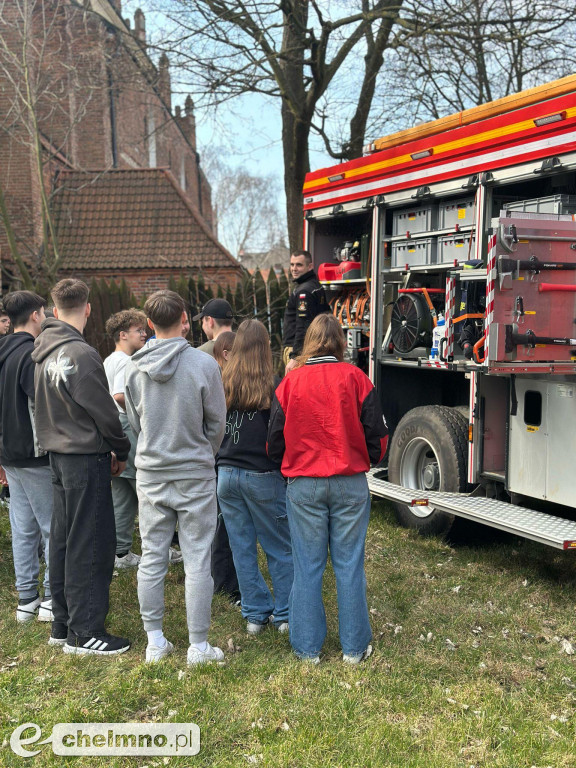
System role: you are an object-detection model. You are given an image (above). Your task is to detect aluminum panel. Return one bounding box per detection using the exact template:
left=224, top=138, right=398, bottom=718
left=508, top=378, right=548, bottom=500
left=366, top=471, right=576, bottom=549
left=545, top=380, right=576, bottom=507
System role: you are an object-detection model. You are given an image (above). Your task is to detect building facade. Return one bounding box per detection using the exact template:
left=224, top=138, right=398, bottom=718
left=0, top=0, right=241, bottom=295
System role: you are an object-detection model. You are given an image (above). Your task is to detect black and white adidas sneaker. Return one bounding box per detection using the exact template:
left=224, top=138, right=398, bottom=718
left=63, top=633, right=131, bottom=656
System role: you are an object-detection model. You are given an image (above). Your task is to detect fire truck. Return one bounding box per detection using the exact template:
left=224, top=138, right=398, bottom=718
left=302, top=74, right=576, bottom=550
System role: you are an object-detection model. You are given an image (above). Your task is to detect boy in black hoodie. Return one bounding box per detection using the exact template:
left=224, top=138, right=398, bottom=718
left=0, top=291, right=53, bottom=623
left=32, top=279, right=131, bottom=656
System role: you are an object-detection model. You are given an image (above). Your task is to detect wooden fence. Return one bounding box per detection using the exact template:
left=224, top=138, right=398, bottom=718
left=84, top=269, right=290, bottom=366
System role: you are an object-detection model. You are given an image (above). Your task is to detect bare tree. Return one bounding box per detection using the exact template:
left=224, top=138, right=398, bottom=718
left=374, top=0, right=576, bottom=128
left=202, top=147, right=286, bottom=260
left=0, top=0, right=107, bottom=288
left=146, top=0, right=403, bottom=250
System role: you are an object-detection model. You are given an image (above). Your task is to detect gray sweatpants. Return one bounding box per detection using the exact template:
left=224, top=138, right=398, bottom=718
left=137, top=476, right=217, bottom=643
left=112, top=476, right=138, bottom=555
left=5, top=465, right=53, bottom=600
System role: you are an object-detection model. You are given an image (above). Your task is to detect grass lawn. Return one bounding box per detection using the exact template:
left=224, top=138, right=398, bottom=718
left=1, top=497, right=576, bottom=767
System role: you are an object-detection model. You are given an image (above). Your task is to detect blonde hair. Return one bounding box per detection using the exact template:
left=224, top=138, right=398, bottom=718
left=296, top=313, right=345, bottom=367
left=222, top=319, right=274, bottom=410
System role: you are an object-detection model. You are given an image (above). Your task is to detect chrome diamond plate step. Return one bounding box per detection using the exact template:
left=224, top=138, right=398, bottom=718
left=367, top=470, right=576, bottom=550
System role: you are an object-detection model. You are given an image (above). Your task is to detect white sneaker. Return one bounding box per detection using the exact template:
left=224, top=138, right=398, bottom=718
left=343, top=644, right=373, bottom=665
left=114, top=551, right=141, bottom=569
left=187, top=643, right=224, bottom=666
left=246, top=620, right=268, bottom=635
left=38, top=599, right=54, bottom=622
left=146, top=640, right=174, bottom=663
left=275, top=622, right=289, bottom=634
left=16, top=595, right=42, bottom=623
left=169, top=547, right=183, bottom=564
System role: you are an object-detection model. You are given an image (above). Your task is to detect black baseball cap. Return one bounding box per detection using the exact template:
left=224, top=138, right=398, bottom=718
left=193, top=298, right=234, bottom=321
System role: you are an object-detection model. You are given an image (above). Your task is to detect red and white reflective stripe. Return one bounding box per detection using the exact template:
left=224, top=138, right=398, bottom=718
left=304, top=130, right=576, bottom=208
left=484, top=232, right=498, bottom=362
left=445, top=276, right=456, bottom=358
left=423, top=360, right=447, bottom=368
left=468, top=370, right=477, bottom=483
left=368, top=206, right=379, bottom=383
left=473, top=184, right=484, bottom=261
left=303, top=217, right=309, bottom=250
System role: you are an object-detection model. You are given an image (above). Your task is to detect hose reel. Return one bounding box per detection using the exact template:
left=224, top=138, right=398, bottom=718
left=390, top=293, right=433, bottom=354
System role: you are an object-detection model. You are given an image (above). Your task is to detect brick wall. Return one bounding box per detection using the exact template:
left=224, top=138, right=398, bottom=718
left=0, top=0, right=218, bottom=289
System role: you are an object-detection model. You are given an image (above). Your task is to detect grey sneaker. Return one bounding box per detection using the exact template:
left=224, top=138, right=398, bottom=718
left=146, top=640, right=174, bottom=663
left=343, top=644, right=373, bottom=665
left=275, top=622, right=289, bottom=634
left=38, top=599, right=53, bottom=622
left=169, top=547, right=183, bottom=564
left=246, top=620, right=268, bottom=635
left=297, top=654, right=320, bottom=665
left=114, top=551, right=141, bottom=569
left=187, top=643, right=224, bottom=665
left=16, top=595, right=42, bottom=623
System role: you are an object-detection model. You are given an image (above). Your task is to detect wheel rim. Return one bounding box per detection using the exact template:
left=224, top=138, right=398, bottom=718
left=399, top=436, right=441, bottom=518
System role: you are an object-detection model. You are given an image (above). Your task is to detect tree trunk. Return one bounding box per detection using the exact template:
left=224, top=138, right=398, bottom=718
left=280, top=0, right=310, bottom=252
left=282, top=98, right=311, bottom=252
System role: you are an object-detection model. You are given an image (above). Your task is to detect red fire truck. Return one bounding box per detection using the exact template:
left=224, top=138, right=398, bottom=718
left=302, top=74, right=576, bottom=549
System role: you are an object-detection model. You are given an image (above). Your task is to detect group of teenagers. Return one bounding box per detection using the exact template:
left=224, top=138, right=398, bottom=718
left=0, top=275, right=388, bottom=666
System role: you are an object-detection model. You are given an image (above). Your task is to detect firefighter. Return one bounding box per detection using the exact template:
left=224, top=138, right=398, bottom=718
left=282, top=250, right=329, bottom=372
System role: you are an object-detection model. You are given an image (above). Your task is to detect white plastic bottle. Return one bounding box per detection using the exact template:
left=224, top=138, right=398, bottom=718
left=430, top=314, right=445, bottom=360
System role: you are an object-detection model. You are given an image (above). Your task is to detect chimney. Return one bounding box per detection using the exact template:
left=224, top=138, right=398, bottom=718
left=184, top=95, right=196, bottom=151
left=134, top=9, right=146, bottom=46
left=175, top=95, right=197, bottom=151
left=158, top=53, right=171, bottom=112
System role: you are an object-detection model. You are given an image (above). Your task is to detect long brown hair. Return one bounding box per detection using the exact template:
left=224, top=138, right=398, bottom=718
left=296, top=313, right=346, bottom=367
left=222, top=319, right=275, bottom=410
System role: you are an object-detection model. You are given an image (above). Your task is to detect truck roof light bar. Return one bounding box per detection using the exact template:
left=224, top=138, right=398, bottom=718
left=534, top=111, right=566, bottom=127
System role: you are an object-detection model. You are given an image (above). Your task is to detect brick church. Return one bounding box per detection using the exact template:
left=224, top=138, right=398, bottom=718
left=0, top=0, right=242, bottom=296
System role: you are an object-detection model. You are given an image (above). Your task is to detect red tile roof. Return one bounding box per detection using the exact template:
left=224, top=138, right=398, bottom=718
left=52, top=168, right=241, bottom=272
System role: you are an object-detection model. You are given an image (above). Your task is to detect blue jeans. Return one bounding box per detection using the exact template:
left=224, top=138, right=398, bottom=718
left=285, top=473, right=371, bottom=658
left=217, top=467, right=293, bottom=624
left=5, top=465, right=53, bottom=600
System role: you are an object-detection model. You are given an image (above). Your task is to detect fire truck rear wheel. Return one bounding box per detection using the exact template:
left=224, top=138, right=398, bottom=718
left=388, top=405, right=469, bottom=537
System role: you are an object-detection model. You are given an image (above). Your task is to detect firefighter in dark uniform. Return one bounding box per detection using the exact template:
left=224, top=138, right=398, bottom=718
left=282, top=250, right=329, bottom=372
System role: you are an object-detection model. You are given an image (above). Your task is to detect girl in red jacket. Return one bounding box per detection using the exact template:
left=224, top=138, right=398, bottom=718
left=267, top=314, right=388, bottom=663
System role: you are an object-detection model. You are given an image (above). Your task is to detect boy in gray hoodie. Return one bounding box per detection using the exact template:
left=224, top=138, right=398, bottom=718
left=125, top=290, right=226, bottom=664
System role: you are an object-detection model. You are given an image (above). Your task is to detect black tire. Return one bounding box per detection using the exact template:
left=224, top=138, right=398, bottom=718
left=453, top=405, right=470, bottom=422
left=388, top=406, right=469, bottom=537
